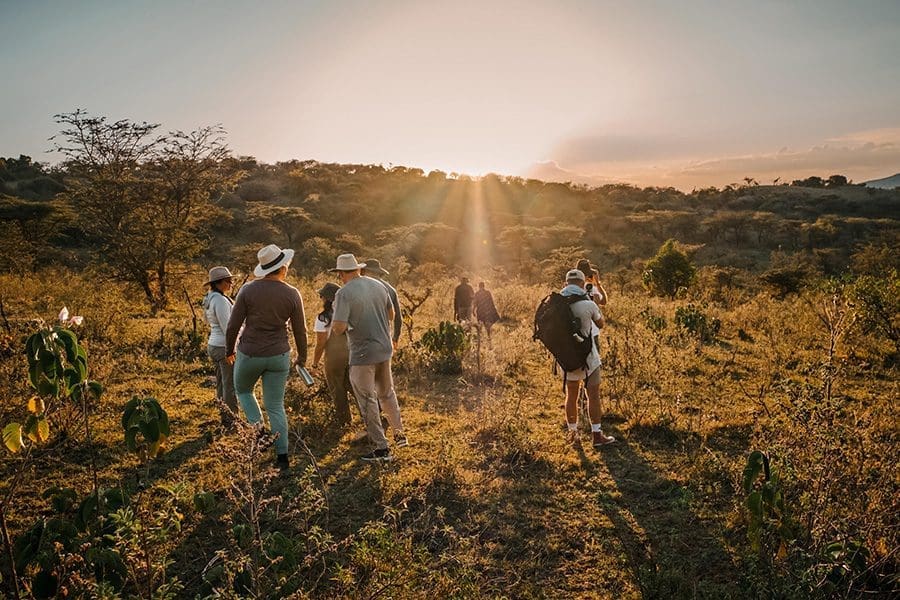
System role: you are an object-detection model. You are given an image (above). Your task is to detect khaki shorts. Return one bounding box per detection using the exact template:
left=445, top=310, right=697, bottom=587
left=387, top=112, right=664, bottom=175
left=566, top=366, right=601, bottom=387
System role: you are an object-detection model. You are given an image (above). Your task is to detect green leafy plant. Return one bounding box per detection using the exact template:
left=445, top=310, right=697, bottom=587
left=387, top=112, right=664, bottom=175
left=743, top=451, right=801, bottom=558
left=5, top=307, right=102, bottom=454
left=642, top=239, right=696, bottom=298
left=420, top=321, right=469, bottom=374
left=122, top=396, right=171, bottom=461
left=675, top=304, right=721, bottom=343
left=639, top=307, right=667, bottom=334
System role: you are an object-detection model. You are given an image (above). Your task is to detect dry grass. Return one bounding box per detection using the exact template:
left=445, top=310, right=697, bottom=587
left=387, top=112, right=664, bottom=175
left=0, top=271, right=896, bottom=598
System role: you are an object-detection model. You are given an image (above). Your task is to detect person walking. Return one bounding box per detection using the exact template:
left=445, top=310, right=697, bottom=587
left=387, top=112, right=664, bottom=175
left=560, top=268, right=615, bottom=448
left=361, top=258, right=402, bottom=348
left=473, top=281, right=501, bottom=342
left=202, top=266, right=237, bottom=427
left=311, top=282, right=352, bottom=427
left=225, top=244, right=308, bottom=471
left=453, top=277, right=475, bottom=322
left=330, top=253, right=407, bottom=462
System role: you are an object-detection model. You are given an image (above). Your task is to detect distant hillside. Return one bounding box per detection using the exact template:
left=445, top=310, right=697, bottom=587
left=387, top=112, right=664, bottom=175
left=865, top=173, right=900, bottom=189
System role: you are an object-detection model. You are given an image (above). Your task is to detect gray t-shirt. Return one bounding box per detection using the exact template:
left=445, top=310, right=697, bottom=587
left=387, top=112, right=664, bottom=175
left=333, top=275, right=394, bottom=366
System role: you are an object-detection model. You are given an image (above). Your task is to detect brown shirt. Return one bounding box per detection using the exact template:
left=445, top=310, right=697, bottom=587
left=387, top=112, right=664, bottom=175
left=225, top=279, right=307, bottom=362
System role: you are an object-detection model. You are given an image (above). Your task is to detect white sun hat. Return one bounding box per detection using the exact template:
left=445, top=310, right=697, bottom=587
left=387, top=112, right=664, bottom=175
left=328, top=253, right=367, bottom=272
left=254, top=244, right=295, bottom=277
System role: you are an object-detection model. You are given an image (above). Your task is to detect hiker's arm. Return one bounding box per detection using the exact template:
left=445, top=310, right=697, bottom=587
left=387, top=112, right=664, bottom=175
left=331, top=320, right=348, bottom=335
left=390, top=290, right=402, bottom=343
left=225, top=290, right=247, bottom=359
left=593, top=306, right=605, bottom=330
left=595, top=282, right=609, bottom=306
left=289, top=293, right=307, bottom=367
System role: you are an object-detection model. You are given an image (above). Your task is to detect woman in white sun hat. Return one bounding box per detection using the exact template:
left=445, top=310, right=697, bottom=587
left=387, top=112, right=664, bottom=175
left=225, top=244, right=307, bottom=471
left=202, top=265, right=237, bottom=426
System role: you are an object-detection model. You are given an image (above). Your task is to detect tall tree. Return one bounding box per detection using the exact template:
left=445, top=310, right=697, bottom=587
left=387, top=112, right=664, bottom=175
left=53, top=110, right=241, bottom=311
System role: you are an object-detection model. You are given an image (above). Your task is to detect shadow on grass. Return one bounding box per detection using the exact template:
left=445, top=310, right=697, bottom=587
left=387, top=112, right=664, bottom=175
left=589, top=430, right=742, bottom=598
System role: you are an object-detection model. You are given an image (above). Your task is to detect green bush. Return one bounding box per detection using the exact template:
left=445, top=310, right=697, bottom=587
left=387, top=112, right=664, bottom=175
left=420, top=321, right=469, bottom=374
left=674, top=304, right=720, bottom=343
left=642, top=239, right=696, bottom=298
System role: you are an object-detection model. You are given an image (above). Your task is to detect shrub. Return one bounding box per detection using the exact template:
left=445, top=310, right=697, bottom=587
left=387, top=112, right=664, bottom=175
left=420, top=321, right=469, bottom=374
left=642, top=239, right=696, bottom=298
left=674, top=304, right=720, bottom=343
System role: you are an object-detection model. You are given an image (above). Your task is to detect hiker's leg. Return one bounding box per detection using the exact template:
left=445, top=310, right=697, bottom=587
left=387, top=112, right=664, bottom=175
left=233, top=351, right=266, bottom=425
left=585, top=367, right=602, bottom=425
left=209, top=345, right=237, bottom=422
left=259, top=352, right=291, bottom=455
left=374, top=359, right=403, bottom=434
left=324, top=336, right=352, bottom=426
left=565, top=379, right=582, bottom=427
left=350, top=364, right=389, bottom=450
left=208, top=345, right=225, bottom=404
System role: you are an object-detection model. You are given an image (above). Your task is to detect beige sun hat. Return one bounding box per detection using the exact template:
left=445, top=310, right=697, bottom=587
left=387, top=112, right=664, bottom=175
left=206, top=266, right=233, bottom=284
left=329, top=253, right=367, bottom=272
left=254, top=244, right=295, bottom=277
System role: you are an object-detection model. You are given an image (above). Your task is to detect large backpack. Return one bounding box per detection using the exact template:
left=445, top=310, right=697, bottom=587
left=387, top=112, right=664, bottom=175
left=533, top=292, right=592, bottom=372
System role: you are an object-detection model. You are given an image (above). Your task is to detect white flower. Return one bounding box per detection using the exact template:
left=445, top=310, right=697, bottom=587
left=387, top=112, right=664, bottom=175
left=68, top=316, right=84, bottom=326
left=58, top=307, right=69, bottom=323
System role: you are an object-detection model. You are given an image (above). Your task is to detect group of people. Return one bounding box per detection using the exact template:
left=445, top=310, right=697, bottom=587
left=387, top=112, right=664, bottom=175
left=453, top=277, right=501, bottom=340
left=202, top=243, right=615, bottom=472
left=202, top=245, right=406, bottom=469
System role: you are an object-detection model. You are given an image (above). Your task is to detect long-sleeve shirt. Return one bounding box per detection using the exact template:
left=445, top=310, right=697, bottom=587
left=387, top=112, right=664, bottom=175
left=202, top=291, right=232, bottom=347
left=225, top=279, right=307, bottom=362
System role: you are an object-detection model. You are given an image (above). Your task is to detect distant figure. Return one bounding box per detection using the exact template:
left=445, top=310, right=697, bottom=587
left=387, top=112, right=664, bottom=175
left=225, top=244, right=307, bottom=471
left=473, top=281, right=500, bottom=341
left=311, top=282, right=352, bottom=427
left=202, top=266, right=237, bottom=427
left=330, top=253, right=407, bottom=462
left=560, top=268, right=615, bottom=448
left=575, top=258, right=609, bottom=307
left=361, top=258, right=402, bottom=348
left=576, top=258, right=609, bottom=351
left=454, top=277, right=475, bottom=322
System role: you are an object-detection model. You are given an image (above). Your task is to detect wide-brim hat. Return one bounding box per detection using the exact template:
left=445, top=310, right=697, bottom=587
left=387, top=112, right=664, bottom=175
left=329, top=253, right=366, bottom=272
left=362, top=258, right=389, bottom=276
left=254, top=244, right=295, bottom=277
left=317, top=282, right=341, bottom=300
left=206, top=266, right=233, bottom=284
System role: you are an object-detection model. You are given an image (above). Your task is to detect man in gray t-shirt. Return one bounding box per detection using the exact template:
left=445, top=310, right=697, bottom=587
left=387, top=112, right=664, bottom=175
left=330, top=254, right=407, bottom=461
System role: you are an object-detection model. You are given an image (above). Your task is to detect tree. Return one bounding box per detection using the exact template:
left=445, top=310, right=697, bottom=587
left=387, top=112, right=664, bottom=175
left=642, top=239, right=696, bottom=297
left=53, top=110, right=241, bottom=312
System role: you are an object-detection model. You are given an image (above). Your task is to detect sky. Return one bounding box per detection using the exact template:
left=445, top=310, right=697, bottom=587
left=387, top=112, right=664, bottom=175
left=2, top=0, right=899, bottom=190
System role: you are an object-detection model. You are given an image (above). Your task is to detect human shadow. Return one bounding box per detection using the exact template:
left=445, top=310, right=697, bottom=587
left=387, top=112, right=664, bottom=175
left=590, top=429, right=742, bottom=598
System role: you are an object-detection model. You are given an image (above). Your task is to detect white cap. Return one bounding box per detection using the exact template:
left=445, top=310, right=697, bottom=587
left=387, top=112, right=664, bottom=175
left=565, top=269, right=586, bottom=281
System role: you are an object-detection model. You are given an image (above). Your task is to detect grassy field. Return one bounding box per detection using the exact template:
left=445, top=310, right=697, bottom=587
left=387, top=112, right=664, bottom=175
left=0, top=269, right=896, bottom=598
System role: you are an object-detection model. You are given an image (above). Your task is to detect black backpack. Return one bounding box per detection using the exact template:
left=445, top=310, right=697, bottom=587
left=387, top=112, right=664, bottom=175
left=533, top=292, right=592, bottom=372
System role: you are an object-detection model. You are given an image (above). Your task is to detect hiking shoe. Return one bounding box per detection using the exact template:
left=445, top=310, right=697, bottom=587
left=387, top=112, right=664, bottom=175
left=394, top=432, right=409, bottom=448
left=566, top=429, right=582, bottom=448
left=276, top=453, right=290, bottom=471
left=360, top=448, right=393, bottom=462
left=255, top=426, right=279, bottom=451
left=592, top=431, right=616, bottom=448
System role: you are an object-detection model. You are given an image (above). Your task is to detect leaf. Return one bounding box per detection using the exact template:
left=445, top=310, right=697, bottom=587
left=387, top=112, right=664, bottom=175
left=746, top=490, right=763, bottom=518
left=122, top=396, right=140, bottom=430
left=743, top=451, right=765, bottom=493
left=35, top=416, right=50, bottom=443
left=2, top=423, right=24, bottom=453
left=24, top=415, right=39, bottom=442
left=139, top=418, right=160, bottom=443
left=36, top=374, right=59, bottom=398
left=27, top=396, right=45, bottom=415
left=55, top=328, right=78, bottom=363
left=87, top=381, right=103, bottom=400
left=124, top=427, right=139, bottom=452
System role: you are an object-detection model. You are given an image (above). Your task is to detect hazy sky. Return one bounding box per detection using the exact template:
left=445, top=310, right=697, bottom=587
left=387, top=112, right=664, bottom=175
left=2, top=0, right=899, bottom=189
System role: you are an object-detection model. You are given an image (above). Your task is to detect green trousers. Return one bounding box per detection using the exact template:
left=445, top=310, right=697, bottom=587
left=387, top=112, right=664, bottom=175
left=233, top=351, right=290, bottom=455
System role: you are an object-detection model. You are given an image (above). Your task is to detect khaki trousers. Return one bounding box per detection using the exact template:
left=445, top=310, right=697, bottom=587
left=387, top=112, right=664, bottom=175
left=324, top=332, right=352, bottom=426
left=349, top=359, right=403, bottom=450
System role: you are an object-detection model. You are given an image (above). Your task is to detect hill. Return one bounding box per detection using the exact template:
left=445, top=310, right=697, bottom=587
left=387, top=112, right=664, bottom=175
left=865, top=172, right=900, bottom=189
